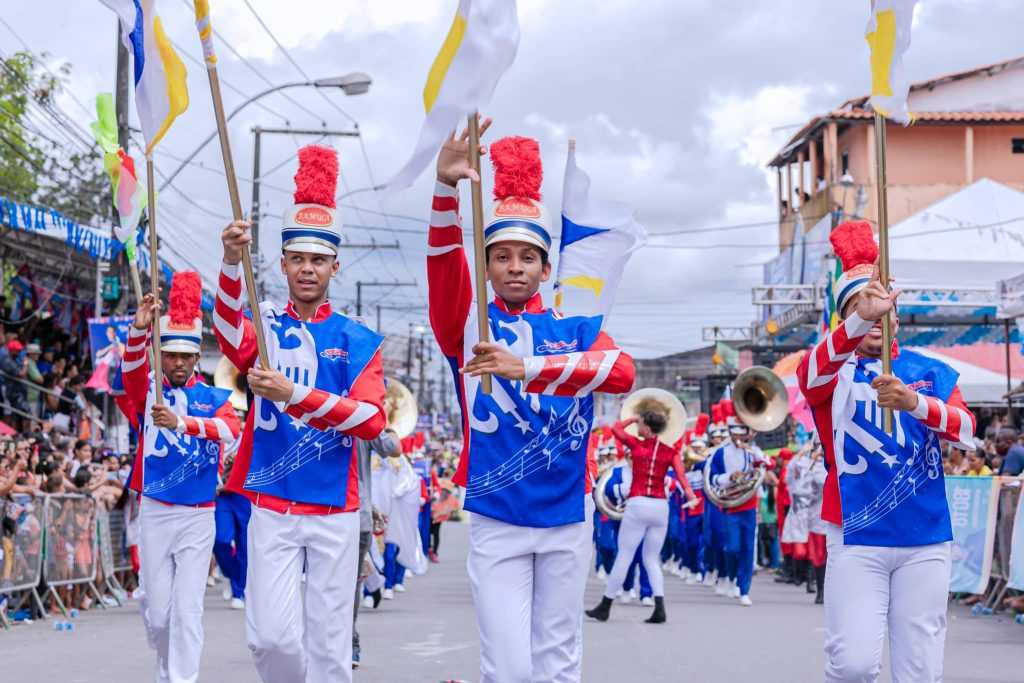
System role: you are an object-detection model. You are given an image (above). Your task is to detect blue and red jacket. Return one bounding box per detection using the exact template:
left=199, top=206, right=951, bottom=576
left=427, top=182, right=635, bottom=528
left=121, top=327, right=240, bottom=506
left=797, top=312, right=976, bottom=547
left=214, top=264, right=386, bottom=514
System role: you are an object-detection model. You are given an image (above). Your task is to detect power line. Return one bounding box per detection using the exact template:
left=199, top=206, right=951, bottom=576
left=0, top=19, right=94, bottom=120
left=239, top=0, right=357, bottom=126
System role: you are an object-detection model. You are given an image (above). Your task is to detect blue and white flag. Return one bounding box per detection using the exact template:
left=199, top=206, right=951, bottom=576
left=945, top=475, right=999, bottom=594
left=554, top=143, right=646, bottom=324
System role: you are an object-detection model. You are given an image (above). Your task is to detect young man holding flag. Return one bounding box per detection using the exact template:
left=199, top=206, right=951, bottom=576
left=216, top=146, right=386, bottom=683
left=797, top=221, right=975, bottom=682
left=121, top=272, right=240, bottom=683
left=428, top=121, right=635, bottom=682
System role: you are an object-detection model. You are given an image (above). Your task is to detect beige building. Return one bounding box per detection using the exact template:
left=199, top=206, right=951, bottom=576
left=769, top=57, right=1024, bottom=252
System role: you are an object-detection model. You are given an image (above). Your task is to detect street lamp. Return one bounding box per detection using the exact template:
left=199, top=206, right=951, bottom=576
left=160, top=73, right=372, bottom=191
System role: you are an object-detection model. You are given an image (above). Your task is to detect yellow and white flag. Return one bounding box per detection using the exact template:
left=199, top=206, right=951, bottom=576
left=865, top=0, right=919, bottom=123
left=554, top=144, right=647, bottom=325
left=100, top=0, right=189, bottom=155
left=387, top=0, right=519, bottom=191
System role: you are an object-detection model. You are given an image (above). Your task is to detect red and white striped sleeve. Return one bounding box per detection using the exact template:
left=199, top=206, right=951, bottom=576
left=214, top=262, right=259, bottom=374
left=797, top=312, right=874, bottom=407
left=177, top=400, right=241, bottom=442
left=283, top=348, right=387, bottom=440
left=909, top=386, right=976, bottom=450
left=522, top=331, right=635, bottom=397
left=120, top=326, right=151, bottom=410
left=427, top=181, right=473, bottom=358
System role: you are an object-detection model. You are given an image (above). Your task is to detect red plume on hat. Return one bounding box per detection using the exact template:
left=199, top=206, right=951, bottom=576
left=694, top=413, right=710, bottom=437
left=830, top=220, right=878, bottom=271
left=293, top=145, right=338, bottom=208
left=711, top=404, right=722, bottom=425
left=720, top=399, right=735, bottom=419
left=168, top=271, right=202, bottom=327
left=491, top=136, right=542, bottom=201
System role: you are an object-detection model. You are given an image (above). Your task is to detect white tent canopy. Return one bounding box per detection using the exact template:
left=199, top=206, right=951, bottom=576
left=890, top=178, right=1024, bottom=288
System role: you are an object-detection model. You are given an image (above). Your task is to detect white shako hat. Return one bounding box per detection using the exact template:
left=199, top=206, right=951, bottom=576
left=160, top=271, right=203, bottom=354
left=484, top=136, right=551, bottom=254
left=830, top=220, right=879, bottom=318
left=282, top=145, right=341, bottom=256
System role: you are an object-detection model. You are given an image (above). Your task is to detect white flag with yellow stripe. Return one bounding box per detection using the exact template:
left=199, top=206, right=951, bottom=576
left=554, top=144, right=647, bottom=325
left=387, top=0, right=519, bottom=191
left=865, top=0, right=919, bottom=123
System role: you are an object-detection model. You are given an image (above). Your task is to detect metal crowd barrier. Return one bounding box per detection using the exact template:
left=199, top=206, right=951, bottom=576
left=40, top=493, right=106, bottom=618
left=1, top=494, right=46, bottom=628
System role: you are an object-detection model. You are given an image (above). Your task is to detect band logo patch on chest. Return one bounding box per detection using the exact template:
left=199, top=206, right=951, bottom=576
left=536, top=339, right=578, bottom=354
left=189, top=401, right=213, bottom=412
left=319, top=348, right=349, bottom=363
left=905, top=379, right=933, bottom=393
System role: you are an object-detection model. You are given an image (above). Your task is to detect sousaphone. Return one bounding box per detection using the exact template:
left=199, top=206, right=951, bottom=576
left=214, top=356, right=249, bottom=412
left=384, top=377, right=418, bottom=439
left=593, top=388, right=688, bottom=520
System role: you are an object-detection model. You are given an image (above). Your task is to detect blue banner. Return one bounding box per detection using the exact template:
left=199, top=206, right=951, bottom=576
left=87, top=316, right=134, bottom=369
left=1008, top=483, right=1024, bottom=590
left=945, top=476, right=999, bottom=594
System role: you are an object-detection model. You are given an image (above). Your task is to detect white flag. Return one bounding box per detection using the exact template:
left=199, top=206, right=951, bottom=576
left=386, top=0, right=519, bottom=191
left=554, top=145, right=647, bottom=325
left=865, top=0, right=919, bottom=123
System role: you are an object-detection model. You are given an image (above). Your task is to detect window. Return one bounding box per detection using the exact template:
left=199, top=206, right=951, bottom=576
left=1013, top=138, right=1024, bottom=154
left=841, top=151, right=850, bottom=174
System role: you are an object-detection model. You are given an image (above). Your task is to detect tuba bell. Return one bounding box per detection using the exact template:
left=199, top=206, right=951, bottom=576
left=214, top=356, right=249, bottom=412
left=593, top=461, right=629, bottom=521
left=618, top=388, right=688, bottom=446
left=384, top=378, right=418, bottom=439
left=732, top=366, right=788, bottom=434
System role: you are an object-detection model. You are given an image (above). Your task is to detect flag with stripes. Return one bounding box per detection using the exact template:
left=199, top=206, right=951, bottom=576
left=386, top=0, right=519, bottom=191
left=100, top=0, right=190, bottom=154
left=865, top=0, right=919, bottom=123
left=554, top=144, right=646, bottom=323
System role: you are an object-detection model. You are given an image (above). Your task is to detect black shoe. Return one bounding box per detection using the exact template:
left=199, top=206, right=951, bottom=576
left=806, top=562, right=816, bottom=594
left=585, top=596, right=613, bottom=622
left=774, top=557, right=793, bottom=583
left=815, top=565, right=826, bottom=605
left=644, top=596, right=666, bottom=624
left=370, top=589, right=382, bottom=609
left=792, top=559, right=807, bottom=587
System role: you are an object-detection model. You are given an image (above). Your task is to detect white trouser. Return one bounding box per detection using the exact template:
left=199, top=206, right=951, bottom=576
left=823, top=524, right=951, bottom=683
left=245, top=506, right=360, bottom=683
left=467, top=498, right=591, bottom=683
left=139, top=498, right=216, bottom=683
left=603, top=496, right=668, bottom=598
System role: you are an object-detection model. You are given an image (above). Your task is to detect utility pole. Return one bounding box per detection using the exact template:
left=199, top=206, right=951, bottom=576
left=114, top=29, right=130, bottom=150
left=355, top=280, right=417, bottom=317
left=250, top=126, right=360, bottom=299
left=417, top=333, right=427, bottom=413
left=405, top=322, right=415, bottom=386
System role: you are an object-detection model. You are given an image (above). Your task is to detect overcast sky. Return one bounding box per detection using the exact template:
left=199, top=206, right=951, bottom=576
left=3, top=0, right=1022, bottom=359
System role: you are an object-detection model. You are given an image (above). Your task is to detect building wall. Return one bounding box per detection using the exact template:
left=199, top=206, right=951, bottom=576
left=974, top=125, right=1024, bottom=182
left=909, top=64, right=1024, bottom=112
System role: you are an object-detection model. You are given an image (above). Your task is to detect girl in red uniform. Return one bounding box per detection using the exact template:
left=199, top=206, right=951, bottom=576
left=586, top=412, right=695, bottom=623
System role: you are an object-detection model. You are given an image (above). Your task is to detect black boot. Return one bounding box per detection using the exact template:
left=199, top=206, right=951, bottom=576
left=806, top=561, right=816, bottom=594
left=369, top=589, right=382, bottom=609
left=792, top=559, right=807, bottom=587
left=774, top=556, right=793, bottom=583
left=586, top=596, right=613, bottom=622
left=644, top=596, right=666, bottom=624
left=815, top=565, right=826, bottom=605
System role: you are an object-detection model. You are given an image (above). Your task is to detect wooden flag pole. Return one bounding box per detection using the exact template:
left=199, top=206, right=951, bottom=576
left=203, top=64, right=271, bottom=370
left=873, top=111, right=893, bottom=433
left=467, top=113, right=492, bottom=395
left=145, top=155, right=164, bottom=406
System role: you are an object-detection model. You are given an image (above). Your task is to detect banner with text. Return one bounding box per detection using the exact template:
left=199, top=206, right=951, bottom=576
left=946, top=476, right=999, bottom=594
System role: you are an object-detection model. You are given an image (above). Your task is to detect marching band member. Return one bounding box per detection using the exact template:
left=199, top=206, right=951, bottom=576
left=805, top=441, right=828, bottom=605
left=216, top=145, right=387, bottom=683
left=428, top=121, right=635, bottom=682
left=797, top=220, right=976, bottom=682
left=781, top=442, right=816, bottom=593
left=122, top=273, right=241, bottom=683
left=213, top=439, right=250, bottom=611
left=586, top=412, right=696, bottom=624
left=700, top=404, right=729, bottom=590
left=682, top=416, right=709, bottom=584
left=774, top=448, right=797, bottom=585
left=707, top=400, right=765, bottom=606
